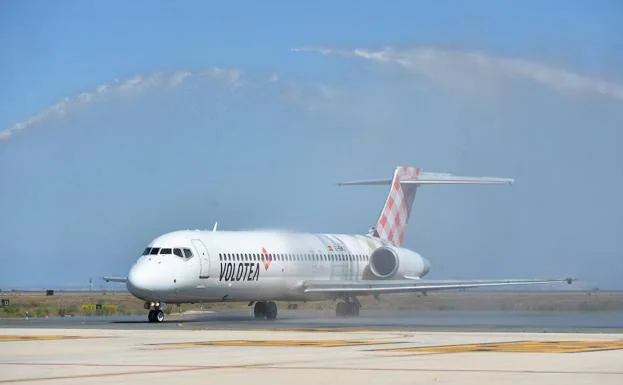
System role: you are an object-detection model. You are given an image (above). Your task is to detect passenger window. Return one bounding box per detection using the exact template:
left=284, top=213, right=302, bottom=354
left=143, top=247, right=151, bottom=255
left=173, top=248, right=183, bottom=258
left=183, top=248, right=193, bottom=259
left=160, top=248, right=172, bottom=254
left=150, top=248, right=160, bottom=255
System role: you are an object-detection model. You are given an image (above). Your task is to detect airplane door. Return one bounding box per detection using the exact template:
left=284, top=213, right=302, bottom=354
left=191, top=239, right=210, bottom=279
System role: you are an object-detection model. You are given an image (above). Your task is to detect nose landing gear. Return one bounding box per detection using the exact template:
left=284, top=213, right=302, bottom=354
left=145, top=301, right=166, bottom=323
left=253, top=301, right=277, bottom=320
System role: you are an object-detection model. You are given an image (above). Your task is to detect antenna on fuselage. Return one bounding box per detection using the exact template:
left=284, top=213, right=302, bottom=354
left=212, top=221, right=218, bottom=232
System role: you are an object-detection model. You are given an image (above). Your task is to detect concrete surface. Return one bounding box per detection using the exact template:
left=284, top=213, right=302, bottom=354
left=1, top=327, right=622, bottom=384
left=2, top=309, right=623, bottom=332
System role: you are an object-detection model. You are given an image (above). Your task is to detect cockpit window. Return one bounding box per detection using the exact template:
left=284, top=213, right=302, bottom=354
left=160, top=248, right=172, bottom=255
left=143, top=247, right=151, bottom=255
left=149, top=247, right=160, bottom=255
left=183, top=248, right=193, bottom=259
left=173, top=248, right=183, bottom=258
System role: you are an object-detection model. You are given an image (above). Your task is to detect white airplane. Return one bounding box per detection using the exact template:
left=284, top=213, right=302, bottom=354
left=104, top=166, right=573, bottom=323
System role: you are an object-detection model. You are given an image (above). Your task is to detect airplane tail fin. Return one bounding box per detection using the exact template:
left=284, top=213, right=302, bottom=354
left=338, top=166, right=513, bottom=246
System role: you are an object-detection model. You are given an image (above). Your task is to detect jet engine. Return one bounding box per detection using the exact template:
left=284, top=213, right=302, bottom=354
left=367, top=246, right=430, bottom=279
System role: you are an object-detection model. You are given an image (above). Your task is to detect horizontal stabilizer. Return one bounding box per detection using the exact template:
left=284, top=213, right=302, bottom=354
left=338, top=172, right=513, bottom=186
left=337, top=178, right=393, bottom=186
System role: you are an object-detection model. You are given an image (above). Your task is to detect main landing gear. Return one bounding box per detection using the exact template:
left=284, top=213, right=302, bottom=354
left=145, top=301, right=166, bottom=323
left=253, top=301, right=277, bottom=320
left=336, top=297, right=360, bottom=317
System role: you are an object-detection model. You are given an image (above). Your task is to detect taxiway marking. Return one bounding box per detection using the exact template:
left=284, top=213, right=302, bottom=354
left=0, top=335, right=102, bottom=342
left=376, top=340, right=623, bottom=353
left=150, top=339, right=401, bottom=349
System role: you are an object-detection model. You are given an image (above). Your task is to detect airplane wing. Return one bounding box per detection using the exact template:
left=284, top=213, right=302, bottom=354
left=102, top=276, right=127, bottom=283
left=302, top=278, right=574, bottom=295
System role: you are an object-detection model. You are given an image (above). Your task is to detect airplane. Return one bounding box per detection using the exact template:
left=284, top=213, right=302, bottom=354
left=104, top=166, right=574, bottom=323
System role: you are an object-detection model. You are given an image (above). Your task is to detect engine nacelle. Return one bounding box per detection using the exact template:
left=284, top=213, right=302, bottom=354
left=368, top=246, right=431, bottom=280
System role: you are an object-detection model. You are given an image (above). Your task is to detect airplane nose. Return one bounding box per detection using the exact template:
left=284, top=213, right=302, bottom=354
left=126, top=264, right=153, bottom=299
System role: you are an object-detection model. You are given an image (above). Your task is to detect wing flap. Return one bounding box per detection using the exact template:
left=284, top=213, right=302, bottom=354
left=303, top=278, right=574, bottom=295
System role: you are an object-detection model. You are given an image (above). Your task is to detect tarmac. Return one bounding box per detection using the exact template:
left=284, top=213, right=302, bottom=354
left=2, top=309, right=622, bottom=332
left=1, top=326, right=623, bottom=384
left=1, top=309, right=623, bottom=384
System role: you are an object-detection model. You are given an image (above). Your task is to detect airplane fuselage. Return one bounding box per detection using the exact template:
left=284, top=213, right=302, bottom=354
left=126, top=229, right=431, bottom=304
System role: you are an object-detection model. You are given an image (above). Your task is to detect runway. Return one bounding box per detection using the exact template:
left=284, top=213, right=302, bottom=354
left=2, top=310, right=622, bottom=384
left=2, top=326, right=623, bottom=384
left=1, top=309, right=622, bottom=332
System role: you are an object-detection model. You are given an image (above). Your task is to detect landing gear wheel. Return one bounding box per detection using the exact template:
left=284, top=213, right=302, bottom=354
left=336, top=302, right=347, bottom=317
left=154, top=310, right=165, bottom=323
left=266, top=301, right=278, bottom=320
left=336, top=301, right=360, bottom=317
left=254, top=301, right=267, bottom=319
left=148, top=310, right=155, bottom=322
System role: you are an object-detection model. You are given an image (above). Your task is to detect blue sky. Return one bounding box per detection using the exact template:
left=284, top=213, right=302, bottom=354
left=1, top=1, right=623, bottom=289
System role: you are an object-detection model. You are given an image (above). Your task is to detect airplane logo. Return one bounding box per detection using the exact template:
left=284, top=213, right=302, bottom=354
left=261, top=247, right=272, bottom=271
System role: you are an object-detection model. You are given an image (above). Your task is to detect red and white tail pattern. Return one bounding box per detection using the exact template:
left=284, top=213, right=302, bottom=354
left=375, top=166, right=421, bottom=246
left=339, top=166, right=513, bottom=246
